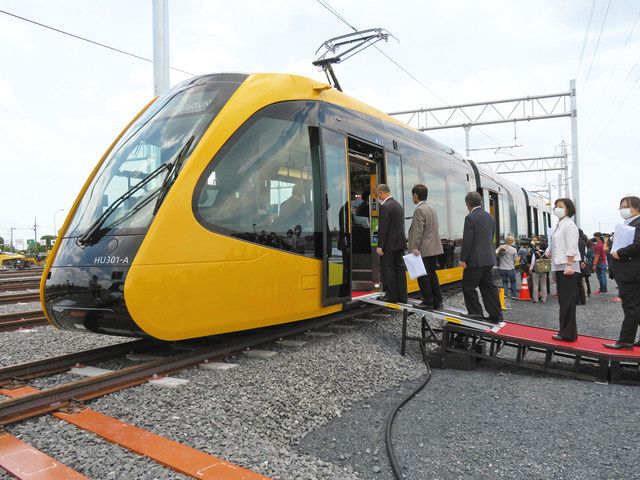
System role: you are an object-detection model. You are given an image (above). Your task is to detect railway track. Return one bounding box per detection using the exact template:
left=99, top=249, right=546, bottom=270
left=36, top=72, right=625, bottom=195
left=0, top=280, right=40, bottom=292
left=0, top=310, right=48, bottom=332
left=0, top=292, right=40, bottom=305
left=0, top=304, right=380, bottom=425
left=0, top=269, right=43, bottom=278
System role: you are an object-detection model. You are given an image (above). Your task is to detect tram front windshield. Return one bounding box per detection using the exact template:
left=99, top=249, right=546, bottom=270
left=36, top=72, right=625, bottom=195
left=66, top=75, right=245, bottom=238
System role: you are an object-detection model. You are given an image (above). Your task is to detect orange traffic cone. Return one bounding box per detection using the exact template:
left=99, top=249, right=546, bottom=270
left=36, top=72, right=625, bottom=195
left=519, top=272, right=531, bottom=301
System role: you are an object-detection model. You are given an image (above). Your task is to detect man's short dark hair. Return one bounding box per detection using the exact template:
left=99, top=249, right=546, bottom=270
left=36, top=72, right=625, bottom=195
left=411, top=184, right=429, bottom=201
left=555, top=198, right=576, bottom=218
left=465, top=191, right=483, bottom=208
left=620, top=196, right=640, bottom=210
left=362, top=190, right=370, bottom=202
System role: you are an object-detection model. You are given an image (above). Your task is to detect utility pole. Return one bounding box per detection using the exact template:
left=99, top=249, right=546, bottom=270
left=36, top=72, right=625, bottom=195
left=152, top=0, right=170, bottom=96
left=33, top=217, right=37, bottom=245
left=557, top=174, right=563, bottom=199
left=53, top=209, right=64, bottom=237
left=10, top=227, right=16, bottom=250
left=570, top=79, right=580, bottom=225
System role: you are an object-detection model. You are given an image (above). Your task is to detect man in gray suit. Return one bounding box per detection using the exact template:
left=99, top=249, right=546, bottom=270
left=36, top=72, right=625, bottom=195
left=408, top=184, right=444, bottom=309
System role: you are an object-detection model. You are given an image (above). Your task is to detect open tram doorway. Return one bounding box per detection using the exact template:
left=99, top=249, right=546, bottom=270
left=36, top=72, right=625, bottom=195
left=483, top=189, right=502, bottom=247
left=319, top=130, right=384, bottom=306
left=348, top=138, right=384, bottom=295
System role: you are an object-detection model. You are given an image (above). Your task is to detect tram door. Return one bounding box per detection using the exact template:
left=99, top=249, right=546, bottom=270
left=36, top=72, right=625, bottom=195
left=348, top=144, right=384, bottom=294
left=320, top=129, right=386, bottom=306
left=483, top=189, right=501, bottom=246
left=320, top=129, right=352, bottom=306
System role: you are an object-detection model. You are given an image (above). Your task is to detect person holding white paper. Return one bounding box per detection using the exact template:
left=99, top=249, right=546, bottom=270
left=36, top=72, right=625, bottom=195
left=408, top=184, right=444, bottom=309
left=603, top=196, right=640, bottom=350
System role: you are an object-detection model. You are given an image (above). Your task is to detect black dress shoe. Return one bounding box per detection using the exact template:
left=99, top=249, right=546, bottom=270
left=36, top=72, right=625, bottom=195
left=418, top=302, right=434, bottom=310
left=602, top=341, right=634, bottom=350
left=467, top=313, right=487, bottom=320
left=634, top=340, right=640, bottom=347
left=552, top=334, right=576, bottom=342
left=378, top=295, right=396, bottom=303
left=432, top=303, right=443, bottom=311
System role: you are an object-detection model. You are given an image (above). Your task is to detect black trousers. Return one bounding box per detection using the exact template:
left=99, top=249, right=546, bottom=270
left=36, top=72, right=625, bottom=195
left=617, top=281, right=640, bottom=344
left=381, top=249, right=407, bottom=303
left=417, top=255, right=442, bottom=308
left=584, top=274, right=591, bottom=295
left=462, top=266, right=502, bottom=321
left=555, top=271, right=578, bottom=340
left=576, top=275, right=586, bottom=304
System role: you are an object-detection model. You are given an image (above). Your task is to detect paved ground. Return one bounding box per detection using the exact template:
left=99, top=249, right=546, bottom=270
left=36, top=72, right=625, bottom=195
left=2, top=275, right=637, bottom=479
left=299, top=276, right=640, bottom=479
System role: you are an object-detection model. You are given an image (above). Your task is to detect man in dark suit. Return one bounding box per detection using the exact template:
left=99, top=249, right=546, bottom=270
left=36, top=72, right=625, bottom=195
left=603, top=196, right=640, bottom=349
left=376, top=184, right=407, bottom=303
left=459, top=191, right=502, bottom=323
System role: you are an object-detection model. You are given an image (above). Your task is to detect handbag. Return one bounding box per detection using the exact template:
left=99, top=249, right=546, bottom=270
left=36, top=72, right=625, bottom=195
left=534, top=251, right=551, bottom=274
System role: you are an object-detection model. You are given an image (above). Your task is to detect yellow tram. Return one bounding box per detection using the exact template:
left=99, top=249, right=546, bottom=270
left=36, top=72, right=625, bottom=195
left=42, top=73, right=549, bottom=340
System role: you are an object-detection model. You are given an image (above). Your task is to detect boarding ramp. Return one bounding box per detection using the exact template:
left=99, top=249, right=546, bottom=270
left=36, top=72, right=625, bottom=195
left=357, top=293, right=640, bottom=385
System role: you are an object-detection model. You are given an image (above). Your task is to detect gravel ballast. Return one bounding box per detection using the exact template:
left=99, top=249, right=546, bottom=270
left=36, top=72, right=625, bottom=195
left=1, top=276, right=638, bottom=479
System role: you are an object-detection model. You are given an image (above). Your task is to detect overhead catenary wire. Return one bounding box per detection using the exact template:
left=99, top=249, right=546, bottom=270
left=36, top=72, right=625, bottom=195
left=314, top=0, right=504, bottom=150
left=582, top=65, right=640, bottom=155
left=582, top=0, right=612, bottom=89
left=0, top=8, right=196, bottom=77
left=575, top=0, right=597, bottom=80
left=581, top=11, right=640, bottom=127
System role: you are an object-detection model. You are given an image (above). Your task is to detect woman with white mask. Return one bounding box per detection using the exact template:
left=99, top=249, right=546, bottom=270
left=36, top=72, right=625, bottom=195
left=603, top=196, right=640, bottom=349
left=545, top=198, right=581, bottom=341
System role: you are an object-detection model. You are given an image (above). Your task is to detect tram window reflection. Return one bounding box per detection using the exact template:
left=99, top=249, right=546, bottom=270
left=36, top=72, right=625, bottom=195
left=194, top=102, right=320, bottom=257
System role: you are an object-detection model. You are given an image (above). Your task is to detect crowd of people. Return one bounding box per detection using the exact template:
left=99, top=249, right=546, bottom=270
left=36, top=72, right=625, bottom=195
left=374, top=183, right=640, bottom=347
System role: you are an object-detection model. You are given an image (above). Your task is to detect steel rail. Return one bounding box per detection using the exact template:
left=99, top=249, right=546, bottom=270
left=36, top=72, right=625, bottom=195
left=0, top=304, right=380, bottom=425
left=0, top=293, right=40, bottom=305
left=0, top=281, right=40, bottom=292
left=0, top=339, right=158, bottom=386
left=0, top=310, right=47, bottom=332
left=0, top=270, right=43, bottom=278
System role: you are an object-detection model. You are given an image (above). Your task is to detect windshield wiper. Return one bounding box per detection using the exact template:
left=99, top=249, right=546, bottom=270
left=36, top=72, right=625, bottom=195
left=77, top=162, right=172, bottom=246
left=77, top=136, right=196, bottom=246
left=153, top=135, right=195, bottom=215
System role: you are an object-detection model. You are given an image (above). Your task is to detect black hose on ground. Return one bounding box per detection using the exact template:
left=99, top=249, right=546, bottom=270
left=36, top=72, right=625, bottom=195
left=385, top=359, right=433, bottom=479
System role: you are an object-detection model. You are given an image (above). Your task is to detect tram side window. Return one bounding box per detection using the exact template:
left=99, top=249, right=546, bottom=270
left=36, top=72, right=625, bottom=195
left=508, top=193, right=518, bottom=238
left=386, top=152, right=403, bottom=209
left=401, top=157, right=420, bottom=234
left=422, top=172, right=448, bottom=236
left=194, top=102, right=320, bottom=256
left=448, top=177, right=468, bottom=239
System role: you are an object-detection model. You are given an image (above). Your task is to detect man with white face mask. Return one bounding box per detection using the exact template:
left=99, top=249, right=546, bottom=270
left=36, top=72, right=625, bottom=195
left=603, top=196, right=640, bottom=349
left=545, top=198, right=580, bottom=341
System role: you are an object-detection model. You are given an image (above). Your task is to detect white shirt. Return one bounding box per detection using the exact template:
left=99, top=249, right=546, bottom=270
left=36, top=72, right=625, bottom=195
left=548, top=217, right=581, bottom=272
left=416, top=200, right=426, bottom=208
left=471, top=206, right=481, bottom=212
left=380, top=195, right=393, bottom=205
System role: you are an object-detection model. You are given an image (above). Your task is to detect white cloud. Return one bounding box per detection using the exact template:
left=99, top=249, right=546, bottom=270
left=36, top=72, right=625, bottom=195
left=0, top=78, right=17, bottom=106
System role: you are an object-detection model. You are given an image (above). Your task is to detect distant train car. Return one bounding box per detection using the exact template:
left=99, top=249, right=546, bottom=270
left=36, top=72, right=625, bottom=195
left=42, top=73, right=549, bottom=340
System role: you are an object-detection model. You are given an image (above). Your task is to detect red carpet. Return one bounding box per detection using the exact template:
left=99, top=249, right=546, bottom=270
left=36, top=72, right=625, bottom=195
left=351, top=291, right=375, bottom=298
left=494, top=322, right=640, bottom=359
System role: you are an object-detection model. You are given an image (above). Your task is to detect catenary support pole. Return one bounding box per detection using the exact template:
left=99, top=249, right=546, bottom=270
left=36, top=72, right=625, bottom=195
left=464, top=126, right=471, bottom=158
left=558, top=174, right=563, bottom=199
left=570, top=79, right=580, bottom=224
left=152, top=0, right=170, bottom=96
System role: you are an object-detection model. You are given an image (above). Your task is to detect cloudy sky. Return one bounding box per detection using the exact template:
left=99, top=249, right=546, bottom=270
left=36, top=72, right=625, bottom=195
left=1, top=0, right=638, bottom=246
